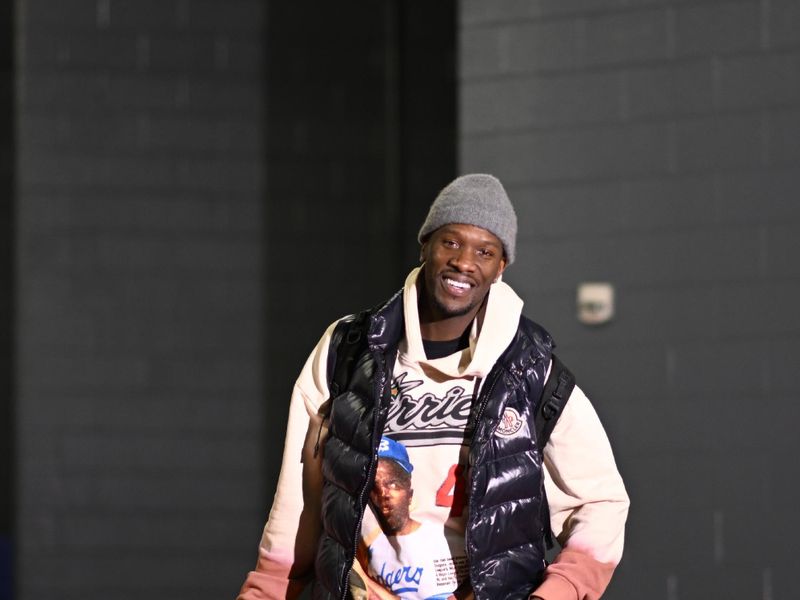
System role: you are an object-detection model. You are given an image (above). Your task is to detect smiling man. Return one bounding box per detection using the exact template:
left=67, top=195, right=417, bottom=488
left=237, top=174, right=629, bottom=600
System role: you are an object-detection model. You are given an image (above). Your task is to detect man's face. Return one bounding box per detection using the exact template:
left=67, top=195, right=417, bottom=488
left=420, top=223, right=507, bottom=320
left=370, top=459, right=413, bottom=535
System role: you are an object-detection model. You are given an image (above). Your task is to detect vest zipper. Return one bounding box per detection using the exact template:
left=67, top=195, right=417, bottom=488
left=464, top=366, right=503, bottom=594
left=339, top=351, right=389, bottom=600
left=470, top=368, right=503, bottom=452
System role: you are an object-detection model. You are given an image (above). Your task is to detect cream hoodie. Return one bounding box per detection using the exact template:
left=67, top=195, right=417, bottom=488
left=237, top=269, right=629, bottom=600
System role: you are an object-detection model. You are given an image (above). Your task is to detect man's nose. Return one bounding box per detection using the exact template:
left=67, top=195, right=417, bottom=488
left=448, top=248, right=476, bottom=271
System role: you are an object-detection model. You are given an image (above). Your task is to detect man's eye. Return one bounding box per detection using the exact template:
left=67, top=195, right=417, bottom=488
left=478, top=248, right=494, bottom=258
left=443, top=239, right=458, bottom=248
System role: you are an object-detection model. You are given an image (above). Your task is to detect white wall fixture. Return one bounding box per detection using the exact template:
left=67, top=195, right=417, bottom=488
left=577, top=282, right=615, bottom=326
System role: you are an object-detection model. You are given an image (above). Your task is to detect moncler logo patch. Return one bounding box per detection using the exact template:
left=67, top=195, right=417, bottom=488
left=495, top=407, right=523, bottom=438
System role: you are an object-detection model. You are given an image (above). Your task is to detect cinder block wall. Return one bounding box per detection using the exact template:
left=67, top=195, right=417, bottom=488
left=460, top=0, right=800, bottom=598
left=15, top=1, right=266, bottom=598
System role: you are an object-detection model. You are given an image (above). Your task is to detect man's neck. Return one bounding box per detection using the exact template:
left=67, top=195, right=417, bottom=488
left=393, top=519, right=422, bottom=537
left=419, top=315, right=472, bottom=341
left=418, top=299, right=487, bottom=341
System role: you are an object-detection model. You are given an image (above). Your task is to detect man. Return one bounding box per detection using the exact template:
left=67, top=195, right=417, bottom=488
left=238, top=174, right=629, bottom=600
left=369, top=437, right=421, bottom=539
left=354, top=437, right=469, bottom=600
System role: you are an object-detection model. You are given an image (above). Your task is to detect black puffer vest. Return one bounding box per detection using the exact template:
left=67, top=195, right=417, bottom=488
left=313, top=289, right=554, bottom=600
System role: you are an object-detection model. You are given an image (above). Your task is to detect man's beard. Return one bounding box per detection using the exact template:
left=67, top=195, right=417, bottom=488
left=431, top=288, right=484, bottom=319
left=433, top=298, right=473, bottom=318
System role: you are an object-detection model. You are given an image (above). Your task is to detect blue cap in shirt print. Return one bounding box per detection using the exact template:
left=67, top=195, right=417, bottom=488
left=370, top=437, right=418, bottom=536
left=378, top=436, right=414, bottom=474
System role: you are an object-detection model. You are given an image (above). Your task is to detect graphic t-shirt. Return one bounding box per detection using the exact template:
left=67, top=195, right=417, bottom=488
left=366, top=522, right=468, bottom=600
left=358, top=348, right=479, bottom=600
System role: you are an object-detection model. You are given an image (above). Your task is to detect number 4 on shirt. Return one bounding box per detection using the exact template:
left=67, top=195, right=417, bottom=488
left=436, top=464, right=467, bottom=517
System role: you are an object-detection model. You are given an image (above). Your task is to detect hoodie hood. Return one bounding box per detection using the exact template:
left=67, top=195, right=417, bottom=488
left=399, top=267, right=524, bottom=379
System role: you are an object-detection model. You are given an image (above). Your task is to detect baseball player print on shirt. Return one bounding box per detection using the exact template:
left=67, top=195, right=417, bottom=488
left=355, top=437, right=469, bottom=600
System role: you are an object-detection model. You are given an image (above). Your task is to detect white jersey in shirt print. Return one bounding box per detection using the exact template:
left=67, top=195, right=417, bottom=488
left=356, top=367, right=477, bottom=600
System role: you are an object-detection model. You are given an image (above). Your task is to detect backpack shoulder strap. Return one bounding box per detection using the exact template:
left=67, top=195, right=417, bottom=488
left=535, top=353, right=575, bottom=454
left=325, top=309, right=372, bottom=400
left=535, top=353, right=575, bottom=549
left=313, top=310, right=371, bottom=458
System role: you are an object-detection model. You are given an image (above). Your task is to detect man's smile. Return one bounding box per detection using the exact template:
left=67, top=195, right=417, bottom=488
left=442, top=275, right=475, bottom=295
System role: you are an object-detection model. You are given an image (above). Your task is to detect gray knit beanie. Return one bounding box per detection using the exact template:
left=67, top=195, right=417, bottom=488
left=418, top=173, right=517, bottom=265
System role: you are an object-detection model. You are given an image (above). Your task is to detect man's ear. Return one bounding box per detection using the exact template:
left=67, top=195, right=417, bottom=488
left=495, top=257, right=507, bottom=282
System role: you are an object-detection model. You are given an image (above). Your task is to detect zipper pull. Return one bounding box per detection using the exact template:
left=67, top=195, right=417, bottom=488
left=313, top=416, right=327, bottom=458
left=313, top=385, right=337, bottom=458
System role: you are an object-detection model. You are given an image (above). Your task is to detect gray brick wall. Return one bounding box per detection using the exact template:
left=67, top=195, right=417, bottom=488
left=15, top=0, right=266, bottom=598
left=460, top=0, right=800, bottom=597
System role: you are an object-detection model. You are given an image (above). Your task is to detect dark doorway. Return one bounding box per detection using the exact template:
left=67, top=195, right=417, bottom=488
left=262, top=0, right=456, bottom=488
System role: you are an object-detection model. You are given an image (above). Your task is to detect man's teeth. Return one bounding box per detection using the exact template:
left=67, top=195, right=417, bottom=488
left=446, top=278, right=470, bottom=290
